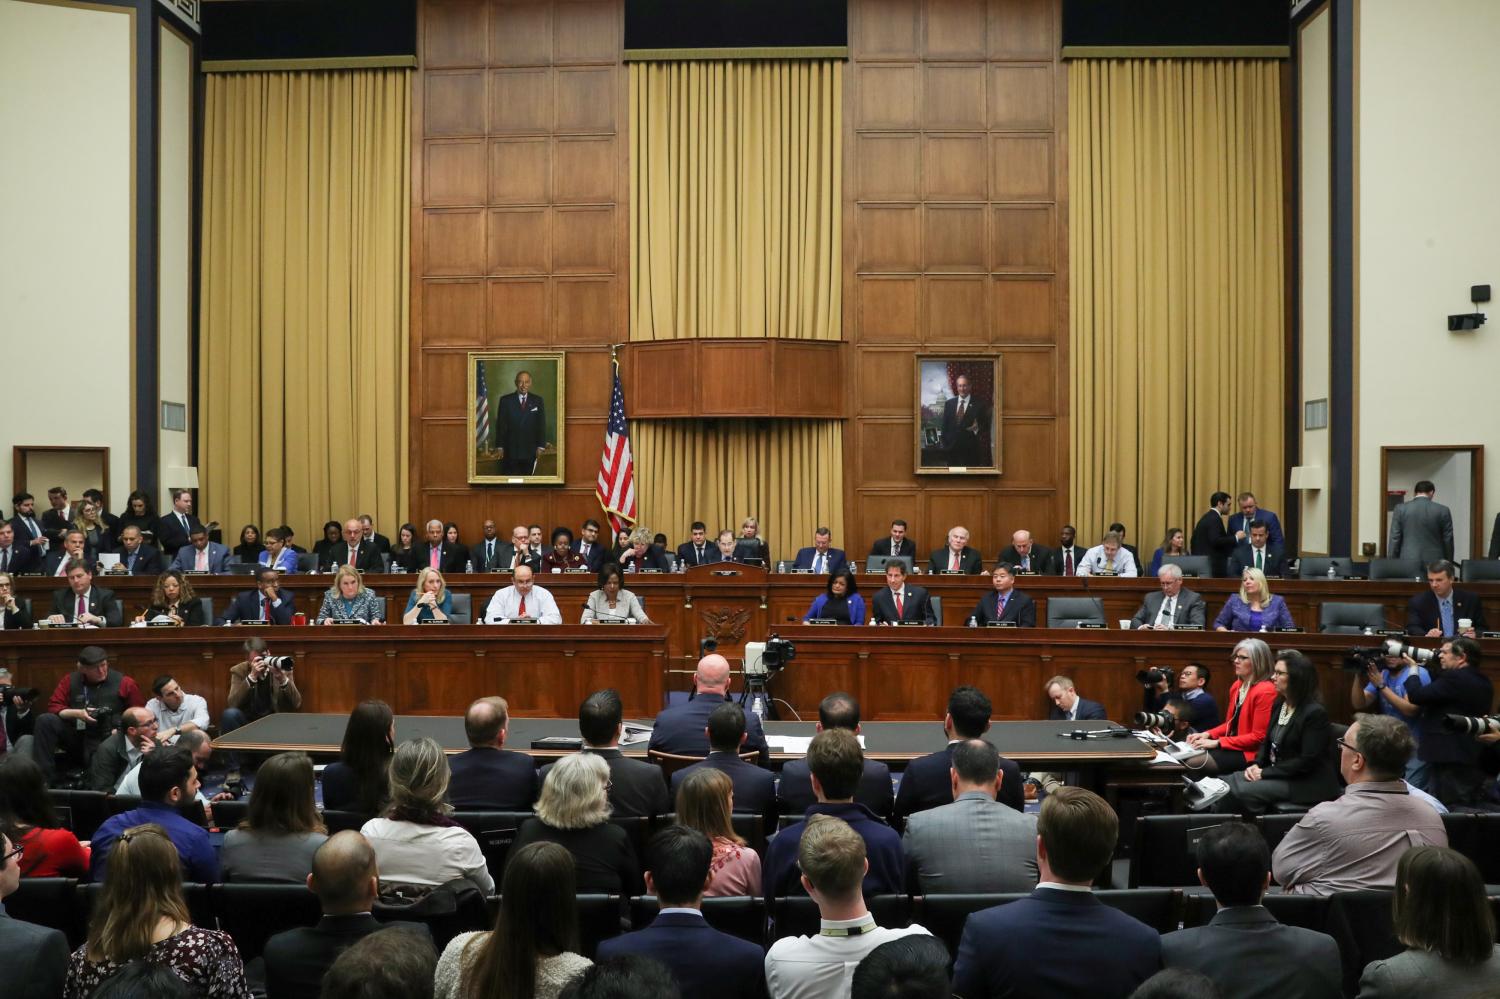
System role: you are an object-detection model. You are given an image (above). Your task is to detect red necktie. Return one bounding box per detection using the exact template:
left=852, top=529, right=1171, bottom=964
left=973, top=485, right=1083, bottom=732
left=518, top=594, right=527, bottom=618
left=1064, top=550, right=1074, bottom=575
left=895, top=591, right=904, bottom=619
left=263, top=597, right=272, bottom=621
left=76, top=595, right=86, bottom=618
left=949, top=552, right=959, bottom=571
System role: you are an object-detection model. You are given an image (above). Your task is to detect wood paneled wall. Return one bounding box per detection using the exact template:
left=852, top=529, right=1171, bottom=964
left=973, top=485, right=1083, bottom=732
left=411, top=0, right=627, bottom=535
left=843, top=0, right=1068, bottom=557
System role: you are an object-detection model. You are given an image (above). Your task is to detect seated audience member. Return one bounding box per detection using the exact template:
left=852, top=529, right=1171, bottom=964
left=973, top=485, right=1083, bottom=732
left=319, top=518, right=383, bottom=574
left=576, top=519, right=607, bottom=573
left=496, top=523, right=543, bottom=574
left=220, top=637, right=301, bottom=742
left=763, top=729, right=903, bottom=898
left=530, top=524, right=546, bottom=550
left=319, top=926, right=438, bottom=999
left=793, top=528, right=847, bottom=575
left=803, top=567, right=865, bottom=624
left=512, top=752, right=642, bottom=896
left=869, top=519, right=918, bottom=560
left=929, top=525, right=983, bottom=575
left=1161, top=824, right=1340, bottom=999
left=113, top=730, right=215, bottom=804
left=484, top=564, right=562, bottom=624
left=90, top=747, right=219, bottom=883
left=411, top=519, right=468, bottom=575
left=852, top=936, right=953, bottom=999
left=154, top=490, right=204, bottom=559
left=733, top=517, right=771, bottom=566
left=1147, top=527, right=1189, bottom=578
left=969, top=562, right=1035, bottom=626
left=1185, top=639, right=1277, bottom=775
left=1144, top=663, right=1221, bottom=732
left=316, top=566, right=383, bottom=624
left=263, top=831, right=429, bottom=999
left=781, top=692, right=895, bottom=818
left=649, top=655, right=768, bottom=761
left=0, top=522, right=39, bottom=577
left=545, top=689, right=669, bottom=818
left=1046, top=675, right=1106, bottom=720
left=619, top=527, right=673, bottom=573
left=257, top=526, right=298, bottom=574
left=31, top=646, right=144, bottom=781
left=676, top=522, right=719, bottom=568
left=953, top=788, right=1160, bottom=999
left=0, top=666, right=38, bottom=750
left=48, top=559, right=121, bottom=626
left=87, top=707, right=159, bottom=793
left=42, top=529, right=96, bottom=577
left=1077, top=530, right=1138, bottom=577
left=1213, top=568, right=1294, bottom=632
left=582, top=563, right=651, bottom=624
left=542, top=527, right=587, bottom=573
left=0, top=833, right=72, bottom=999
left=668, top=702, right=775, bottom=814
left=168, top=527, right=230, bottom=574
left=447, top=696, right=537, bottom=811
left=1227, top=520, right=1288, bottom=579
left=1357, top=846, right=1500, bottom=995
left=360, top=737, right=494, bottom=893
left=869, top=561, right=935, bottom=625
left=1129, top=969, right=1224, bottom=999
left=765, top=815, right=930, bottom=998
left=1222, top=651, right=1341, bottom=815
left=598, top=827, right=765, bottom=998
left=0, top=571, right=32, bottom=629
left=359, top=514, right=390, bottom=555
left=469, top=519, right=505, bottom=572
left=902, top=739, right=1038, bottom=894
left=673, top=768, right=761, bottom=897
left=895, top=687, right=1021, bottom=819
left=134, top=569, right=206, bottom=626
left=0, top=753, right=88, bottom=878
left=1132, top=564, right=1208, bottom=630
left=1350, top=647, right=1429, bottom=783
left=144, top=675, right=208, bottom=745
left=1228, top=492, right=1284, bottom=548
left=220, top=752, right=328, bottom=883
left=1405, top=559, right=1485, bottom=638
left=402, top=567, right=453, bottom=624
left=322, top=700, right=395, bottom=817
left=997, top=528, right=1054, bottom=575
left=390, top=522, right=417, bottom=571
left=217, top=566, right=297, bottom=624
left=1272, top=714, right=1446, bottom=895
left=435, top=841, right=589, bottom=999
left=232, top=524, right=263, bottom=565
left=561, top=955, right=680, bottom=999
left=112, top=525, right=164, bottom=576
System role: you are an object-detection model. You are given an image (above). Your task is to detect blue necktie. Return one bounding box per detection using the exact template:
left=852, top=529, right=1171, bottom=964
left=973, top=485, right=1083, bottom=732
left=814, top=553, right=825, bottom=573
left=1440, top=599, right=1454, bottom=636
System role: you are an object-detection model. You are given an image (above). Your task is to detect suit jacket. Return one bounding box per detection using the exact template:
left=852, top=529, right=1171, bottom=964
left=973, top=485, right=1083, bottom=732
left=902, top=791, right=1039, bottom=894
left=539, top=747, right=669, bottom=818
left=1251, top=699, right=1341, bottom=802
left=1228, top=509, right=1286, bottom=548
left=792, top=546, right=847, bottom=574
left=675, top=541, right=722, bottom=568
left=778, top=756, right=893, bottom=818
left=996, top=544, right=1057, bottom=574
left=489, top=543, right=542, bottom=574
left=1388, top=495, right=1454, bottom=562
left=39, top=507, right=74, bottom=545
left=1191, top=509, right=1238, bottom=577
left=1049, top=697, right=1106, bottom=721
left=577, top=538, right=609, bottom=573
left=0, top=911, right=70, bottom=999
left=670, top=751, right=776, bottom=816
left=467, top=537, right=507, bottom=572
left=41, top=546, right=97, bottom=577
left=113, top=543, right=165, bottom=576
left=410, top=541, right=468, bottom=575
left=1, top=599, right=33, bottom=630
left=0, top=543, right=37, bottom=575
left=893, top=743, right=1024, bottom=819
left=939, top=394, right=990, bottom=465
left=493, top=390, right=548, bottom=471
left=733, top=538, right=770, bottom=566
left=87, top=730, right=136, bottom=792
left=264, top=914, right=431, bottom=999
left=970, top=588, right=1036, bottom=627
left=763, top=801, right=904, bottom=898
left=621, top=545, right=673, bottom=573
left=170, top=541, right=231, bottom=574
left=1228, top=542, right=1289, bottom=578
left=155, top=511, right=203, bottom=557
left=318, top=540, right=384, bottom=573
left=1054, top=544, right=1084, bottom=575
left=1358, top=945, right=1500, bottom=998
left=1130, top=589, right=1208, bottom=629
left=49, top=585, right=121, bottom=626
left=929, top=546, right=984, bottom=575
left=953, top=888, right=1162, bottom=999
left=868, top=536, right=918, bottom=559
left=447, top=746, right=539, bottom=810
left=596, top=911, right=766, bottom=999
left=1162, top=907, right=1341, bottom=999
left=648, top=693, right=769, bottom=762
left=869, top=584, right=936, bottom=625
left=219, top=588, right=297, bottom=625
left=1405, top=588, right=1487, bottom=635
left=1213, top=594, right=1295, bottom=632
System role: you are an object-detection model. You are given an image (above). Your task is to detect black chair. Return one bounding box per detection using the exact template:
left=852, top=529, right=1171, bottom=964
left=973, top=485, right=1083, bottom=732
left=449, top=592, right=472, bottom=624
left=1367, top=558, right=1426, bottom=581
left=610, top=815, right=653, bottom=867
left=1163, top=555, right=1213, bottom=578
left=574, top=894, right=626, bottom=958
left=1318, top=602, right=1387, bottom=634
left=104, top=794, right=143, bottom=817
left=296, top=552, right=318, bottom=573
left=916, top=893, right=1025, bottom=956
left=1470, top=813, right=1500, bottom=885
left=211, top=882, right=323, bottom=959
left=1299, top=557, right=1355, bottom=580
left=629, top=895, right=767, bottom=945
left=77, top=881, right=215, bottom=937
left=1129, top=814, right=1240, bottom=887
left=1182, top=890, right=1332, bottom=931
left=1440, top=812, right=1478, bottom=872
left=1326, top=890, right=1400, bottom=995
left=654, top=812, right=767, bottom=856
left=1461, top=558, right=1500, bottom=583
left=209, top=798, right=250, bottom=830
left=451, top=811, right=532, bottom=884
left=320, top=809, right=371, bottom=833
left=866, top=555, right=914, bottom=575
left=771, top=894, right=910, bottom=942
left=1256, top=812, right=1306, bottom=854
left=1045, top=597, right=1106, bottom=629
left=1093, top=888, right=1182, bottom=933
left=47, top=789, right=110, bottom=840
left=4, top=877, right=80, bottom=945
left=226, top=562, right=260, bottom=575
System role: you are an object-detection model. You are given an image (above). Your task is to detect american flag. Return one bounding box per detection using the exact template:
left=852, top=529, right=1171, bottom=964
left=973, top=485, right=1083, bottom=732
left=474, top=364, right=490, bottom=450
left=596, top=357, right=636, bottom=537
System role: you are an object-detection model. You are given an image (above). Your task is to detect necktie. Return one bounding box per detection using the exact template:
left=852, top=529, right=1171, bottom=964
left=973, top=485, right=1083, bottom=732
left=957, top=399, right=966, bottom=422
left=179, top=513, right=189, bottom=532
left=196, top=548, right=207, bottom=571
left=814, top=553, right=825, bottom=573
left=1440, top=599, right=1454, bottom=636
left=1064, top=550, right=1074, bottom=576
left=430, top=546, right=440, bottom=569
left=76, top=595, right=86, bottom=619
left=487, top=541, right=495, bottom=564
left=696, top=546, right=704, bottom=563
left=892, top=542, right=899, bottom=556
left=895, top=590, right=904, bottom=619
left=1160, top=598, right=1174, bottom=627
left=1022, top=554, right=1030, bottom=571
left=127, top=551, right=136, bottom=570
left=263, top=597, right=272, bottom=621
left=0, top=549, right=7, bottom=572
left=517, top=594, right=527, bottom=618
left=949, top=551, right=959, bottom=571
left=581, top=542, right=590, bottom=557
left=519, top=395, right=527, bottom=407
left=25, top=517, right=39, bottom=537
left=349, top=545, right=358, bottom=566
left=998, top=593, right=1007, bottom=617
left=1255, top=549, right=1263, bottom=571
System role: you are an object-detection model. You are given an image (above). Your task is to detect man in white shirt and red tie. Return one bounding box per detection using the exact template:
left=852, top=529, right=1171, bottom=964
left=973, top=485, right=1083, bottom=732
left=870, top=562, right=935, bottom=625
left=484, top=565, right=561, bottom=624
left=928, top=526, right=984, bottom=575
left=217, top=567, right=297, bottom=624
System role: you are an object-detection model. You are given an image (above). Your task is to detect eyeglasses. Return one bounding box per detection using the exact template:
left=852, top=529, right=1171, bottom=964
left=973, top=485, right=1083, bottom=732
left=1272, top=669, right=1289, bottom=676
left=1, top=845, right=23, bottom=865
left=1231, top=654, right=1251, bottom=661
left=1336, top=738, right=1361, bottom=755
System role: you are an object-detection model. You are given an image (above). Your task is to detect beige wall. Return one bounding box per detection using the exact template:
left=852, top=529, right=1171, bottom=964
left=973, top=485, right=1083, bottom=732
left=0, top=0, right=134, bottom=511
left=1298, top=6, right=1331, bottom=555
left=159, top=23, right=194, bottom=513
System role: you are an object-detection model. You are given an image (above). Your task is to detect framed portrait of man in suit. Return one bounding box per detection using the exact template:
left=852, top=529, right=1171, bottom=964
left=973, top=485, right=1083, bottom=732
left=467, top=351, right=565, bottom=485
left=915, top=355, right=1001, bottom=474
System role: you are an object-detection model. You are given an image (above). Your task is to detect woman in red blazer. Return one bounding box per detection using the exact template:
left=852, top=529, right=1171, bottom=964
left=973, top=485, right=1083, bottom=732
left=1185, top=637, right=1277, bottom=774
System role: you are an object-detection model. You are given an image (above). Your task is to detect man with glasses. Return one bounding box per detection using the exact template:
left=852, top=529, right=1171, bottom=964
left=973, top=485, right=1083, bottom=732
left=87, top=706, right=160, bottom=792
left=0, top=829, right=69, bottom=999
left=0, top=572, right=31, bottom=630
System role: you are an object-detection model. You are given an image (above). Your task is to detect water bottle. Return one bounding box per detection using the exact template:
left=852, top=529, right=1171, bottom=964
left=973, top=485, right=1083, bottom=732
left=750, top=696, right=765, bottom=723
left=967, top=616, right=979, bottom=628
left=777, top=560, right=787, bottom=574
left=1326, top=563, right=1337, bottom=580
left=465, top=560, right=473, bottom=573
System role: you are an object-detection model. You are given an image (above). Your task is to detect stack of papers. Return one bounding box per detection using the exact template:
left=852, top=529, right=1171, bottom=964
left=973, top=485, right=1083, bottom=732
left=766, top=734, right=866, bottom=754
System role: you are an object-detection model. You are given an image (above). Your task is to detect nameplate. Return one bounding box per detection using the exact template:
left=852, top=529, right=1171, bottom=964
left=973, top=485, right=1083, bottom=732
left=1014, top=569, right=1038, bottom=576
left=937, top=570, right=966, bottom=575
left=806, top=618, right=838, bottom=626
left=1483, top=631, right=1500, bottom=640
left=788, top=568, right=814, bottom=574
left=1275, top=627, right=1303, bottom=633
left=1175, top=625, right=1204, bottom=631
left=507, top=617, right=539, bottom=625
left=593, top=618, right=627, bottom=625
left=1077, top=622, right=1106, bottom=629
left=564, top=568, right=591, bottom=574
left=38, top=621, right=82, bottom=629
left=1093, top=569, right=1118, bottom=577
left=1380, top=629, right=1405, bottom=638
left=639, top=568, right=664, bottom=574
left=234, top=620, right=270, bottom=626
left=327, top=620, right=364, bottom=626
left=985, top=621, right=1016, bottom=628
left=418, top=619, right=450, bottom=625
left=711, top=569, right=740, bottom=576
left=184, top=570, right=212, bottom=576
left=897, top=621, right=928, bottom=627
left=146, top=620, right=180, bottom=628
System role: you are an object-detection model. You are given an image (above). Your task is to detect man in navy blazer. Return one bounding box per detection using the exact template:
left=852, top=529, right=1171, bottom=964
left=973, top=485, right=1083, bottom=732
left=155, top=489, right=204, bottom=558
left=318, top=518, right=385, bottom=574
left=670, top=702, right=774, bottom=815
left=894, top=686, right=1023, bottom=819
left=576, top=519, right=609, bottom=573
left=969, top=564, right=1036, bottom=626
left=493, top=369, right=548, bottom=475
left=1046, top=676, right=1107, bottom=721
left=112, top=526, right=165, bottom=576
left=410, top=519, right=468, bottom=575
left=868, top=519, right=918, bottom=560
left=869, top=562, right=936, bottom=625
left=778, top=692, right=893, bottom=818
left=792, top=528, right=847, bottom=575
left=648, top=654, right=768, bottom=763
left=1227, top=521, right=1289, bottom=578
left=675, top=522, right=722, bottom=568
left=169, top=528, right=231, bottom=574
left=952, top=787, right=1161, bottom=999
left=0, top=522, right=37, bottom=576
left=218, top=568, right=298, bottom=624
left=597, top=826, right=766, bottom=999
left=1405, top=560, right=1486, bottom=638
left=447, top=696, right=538, bottom=811
left=1227, top=491, right=1285, bottom=549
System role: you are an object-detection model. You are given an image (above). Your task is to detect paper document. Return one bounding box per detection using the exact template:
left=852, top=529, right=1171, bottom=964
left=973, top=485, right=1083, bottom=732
left=766, top=734, right=865, bottom=754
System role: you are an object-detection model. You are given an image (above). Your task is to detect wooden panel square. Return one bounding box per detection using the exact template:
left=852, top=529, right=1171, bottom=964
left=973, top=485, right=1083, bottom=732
left=423, top=0, right=486, bottom=68
left=556, top=67, right=615, bottom=133
left=425, top=139, right=486, bottom=206
left=565, top=349, right=610, bottom=414
left=485, top=278, right=549, bottom=344
left=990, top=65, right=1053, bottom=130
left=699, top=342, right=772, bottom=415
left=420, top=420, right=470, bottom=489
left=853, top=0, right=920, bottom=58
left=856, top=65, right=918, bottom=129
left=924, top=0, right=987, bottom=60
left=421, top=279, right=484, bottom=346
left=553, top=206, right=614, bottom=273
left=425, top=71, right=486, bottom=137
left=925, top=493, right=992, bottom=553
left=857, top=351, right=914, bottom=414
left=858, top=422, right=916, bottom=486
left=924, top=276, right=987, bottom=343
left=922, top=134, right=987, bottom=201
left=923, top=65, right=986, bottom=130
left=489, top=69, right=551, bottom=134
left=855, top=490, right=919, bottom=550
left=998, top=419, right=1057, bottom=486
left=856, top=133, right=920, bottom=201
left=990, top=494, right=1059, bottom=542
left=489, top=137, right=551, bottom=204
left=553, top=0, right=617, bottom=63
left=990, top=0, right=1055, bottom=61
left=864, top=654, right=952, bottom=716
left=554, top=278, right=616, bottom=343
left=554, top=135, right=616, bottom=203
left=856, top=205, right=920, bottom=272
left=991, top=134, right=1052, bottom=201
left=421, top=351, right=469, bottom=417
left=856, top=277, right=918, bottom=343
left=992, top=277, right=1054, bottom=342
left=423, top=209, right=485, bottom=276
left=923, top=204, right=985, bottom=272
left=487, top=208, right=550, bottom=274
left=491, top=0, right=550, bottom=67
left=999, top=347, right=1056, bottom=415
left=992, top=205, right=1054, bottom=272
left=565, top=419, right=605, bottom=482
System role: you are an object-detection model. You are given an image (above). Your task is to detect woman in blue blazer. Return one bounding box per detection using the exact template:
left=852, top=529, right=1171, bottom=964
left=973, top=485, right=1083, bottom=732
left=803, top=568, right=866, bottom=624
left=1214, top=567, right=1294, bottom=632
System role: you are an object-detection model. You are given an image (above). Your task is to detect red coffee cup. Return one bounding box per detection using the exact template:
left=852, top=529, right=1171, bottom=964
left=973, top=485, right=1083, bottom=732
left=292, top=613, right=308, bottom=627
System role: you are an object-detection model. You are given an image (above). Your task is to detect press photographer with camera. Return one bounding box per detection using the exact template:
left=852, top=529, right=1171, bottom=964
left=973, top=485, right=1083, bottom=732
left=1351, top=642, right=1432, bottom=784
left=1140, top=663, right=1220, bottom=732
left=0, top=666, right=41, bottom=751
left=28, top=646, right=145, bottom=783
left=221, top=636, right=301, bottom=743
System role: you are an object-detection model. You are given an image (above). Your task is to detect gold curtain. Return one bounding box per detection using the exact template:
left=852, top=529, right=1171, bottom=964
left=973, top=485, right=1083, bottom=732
left=199, top=69, right=410, bottom=541
left=1069, top=58, right=1284, bottom=545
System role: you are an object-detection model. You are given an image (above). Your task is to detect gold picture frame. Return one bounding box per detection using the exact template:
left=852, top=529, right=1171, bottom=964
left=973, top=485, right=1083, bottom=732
left=467, top=351, right=566, bottom=485
left=914, top=353, right=1002, bottom=475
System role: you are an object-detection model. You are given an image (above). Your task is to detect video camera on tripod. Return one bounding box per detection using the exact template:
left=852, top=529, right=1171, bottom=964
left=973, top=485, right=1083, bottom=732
left=741, top=635, right=796, bottom=721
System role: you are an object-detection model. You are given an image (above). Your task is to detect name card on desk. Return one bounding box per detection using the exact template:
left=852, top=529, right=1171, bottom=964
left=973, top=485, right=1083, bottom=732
left=234, top=619, right=270, bottom=626
left=418, top=619, right=450, bottom=625
left=806, top=618, right=838, bottom=626
left=986, top=621, right=1016, bottom=628
left=1077, top=622, right=1106, bottom=629
left=1175, top=625, right=1204, bottom=631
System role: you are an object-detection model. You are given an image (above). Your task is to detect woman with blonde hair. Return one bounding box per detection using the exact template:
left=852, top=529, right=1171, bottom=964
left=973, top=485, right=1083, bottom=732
left=618, top=527, right=671, bottom=573
left=73, top=499, right=112, bottom=554
left=63, top=823, right=251, bottom=998
left=511, top=752, right=642, bottom=895
left=134, top=569, right=206, bottom=626
left=1214, top=567, right=1294, bottom=632
left=1185, top=637, right=1277, bottom=775
left=674, top=768, right=760, bottom=896
left=317, top=565, right=383, bottom=624
left=403, top=566, right=453, bottom=624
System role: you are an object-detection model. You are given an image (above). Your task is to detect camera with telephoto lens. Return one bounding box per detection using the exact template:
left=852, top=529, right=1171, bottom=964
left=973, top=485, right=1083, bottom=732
left=1441, top=714, right=1500, bottom=737
left=0, top=684, right=40, bottom=705
left=1342, top=647, right=1387, bottom=673
left=87, top=704, right=116, bottom=729
left=1381, top=639, right=1434, bottom=663
left=263, top=655, right=294, bottom=672
left=1133, top=710, right=1174, bottom=729
left=1136, top=666, right=1173, bottom=687
left=761, top=636, right=796, bottom=672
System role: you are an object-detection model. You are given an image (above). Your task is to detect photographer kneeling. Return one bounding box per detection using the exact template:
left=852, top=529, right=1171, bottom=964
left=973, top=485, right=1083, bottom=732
left=1222, top=651, right=1341, bottom=815
left=1142, top=663, right=1220, bottom=733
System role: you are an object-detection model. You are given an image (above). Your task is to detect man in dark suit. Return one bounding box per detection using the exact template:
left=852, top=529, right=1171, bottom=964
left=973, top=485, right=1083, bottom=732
left=1191, top=491, right=1238, bottom=577
left=155, top=488, right=203, bottom=558
left=0, top=828, right=69, bottom=999
left=577, top=519, right=608, bottom=572
left=969, top=563, right=1036, bottom=627
left=779, top=692, right=893, bottom=818
left=38, top=486, right=74, bottom=547
left=1161, top=823, right=1341, bottom=999
left=1489, top=511, right=1500, bottom=559
left=447, top=696, right=538, bottom=810
left=410, top=519, right=468, bottom=575
left=40, top=529, right=96, bottom=577
left=868, top=518, right=918, bottom=561
left=1406, top=559, right=1487, bottom=638
left=938, top=374, right=990, bottom=466
left=1228, top=520, right=1289, bottom=578
left=468, top=520, right=506, bottom=572
left=1388, top=480, right=1454, bottom=563
left=1054, top=524, right=1083, bottom=577
left=319, top=518, right=384, bottom=573
left=648, top=655, right=768, bottom=763
left=47, top=561, right=120, bottom=626
left=493, top=368, right=548, bottom=475
left=869, top=561, right=935, bottom=625
left=953, top=787, right=1161, bottom=999
left=218, top=567, right=298, bottom=624
left=669, top=702, right=775, bottom=815
left=675, top=522, right=721, bottom=568
left=492, top=523, right=543, bottom=574
left=8, top=493, right=51, bottom=568
left=1228, top=491, right=1285, bottom=548
left=169, top=527, right=232, bottom=574
left=792, top=527, right=847, bottom=575
left=1046, top=675, right=1106, bottom=721
left=929, top=525, right=983, bottom=574
left=894, top=686, right=1023, bottom=819
left=996, top=529, right=1055, bottom=575
left=264, top=832, right=431, bottom=999
left=0, top=522, right=37, bottom=576
left=87, top=706, right=158, bottom=792
left=542, top=689, right=668, bottom=818
left=1130, top=564, right=1209, bottom=630
left=111, top=525, right=164, bottom=576
left=597, top=827, right=766, bottom=999
left=357, top=515, right=391, bottom=556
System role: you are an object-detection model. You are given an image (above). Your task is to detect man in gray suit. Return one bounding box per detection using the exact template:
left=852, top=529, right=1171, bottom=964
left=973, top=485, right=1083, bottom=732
left=900, top=739, right=1037, bottom=894
left=1162, top=823, right=1341, bottom=999
left=1130, top=564, right=1208, bottom=630
left=0, top=829, right=70, bottom=999
left=1388, top=480, right=1454, bottom=562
